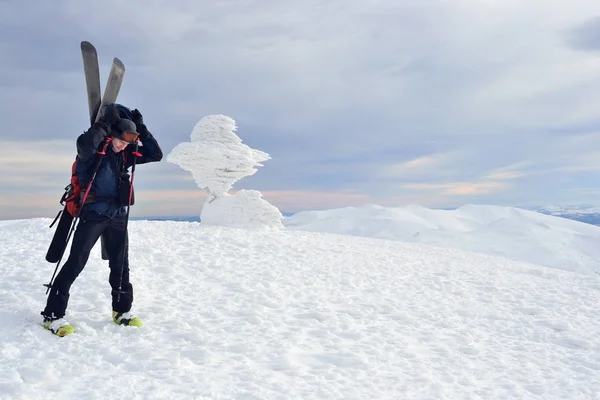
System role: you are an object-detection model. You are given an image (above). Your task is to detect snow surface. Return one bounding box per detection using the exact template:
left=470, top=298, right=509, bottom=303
left=167, top=115, right=283, bottom=229
left=201, top=190, right=283, bottom=229
left=1, top=216, right=600, bottom=399
left=285, top=204, right=600, bottom=276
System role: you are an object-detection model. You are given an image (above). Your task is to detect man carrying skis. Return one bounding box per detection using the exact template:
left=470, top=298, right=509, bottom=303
left=41, top=103, right=163, bottom=336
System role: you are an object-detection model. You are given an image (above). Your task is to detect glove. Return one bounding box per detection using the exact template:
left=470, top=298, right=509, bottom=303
left=98, top=104, right=121, bottom=131
left=118, top=171, right=134, bottom=205
left=131, top=108, right=149, bottom=138
left=131, top=108, right=144, bottom=126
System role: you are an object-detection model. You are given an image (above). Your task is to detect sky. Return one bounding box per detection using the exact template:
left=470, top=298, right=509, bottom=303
left=2, top=0, right=600, bottom=218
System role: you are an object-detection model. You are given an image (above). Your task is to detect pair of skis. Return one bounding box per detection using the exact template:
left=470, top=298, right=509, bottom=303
left=45, top=41, right=125, bottom=270
left=81, top=41, right=125, bottom=125
left=81, top=41, right=125, bottom=261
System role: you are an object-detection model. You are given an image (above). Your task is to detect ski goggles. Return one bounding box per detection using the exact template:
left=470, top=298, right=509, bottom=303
left=114, top=119, right=140, bottom=144
left=119, top=131, right=139, bottom=144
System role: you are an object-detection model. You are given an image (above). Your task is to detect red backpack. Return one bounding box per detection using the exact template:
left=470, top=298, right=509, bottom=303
left=60, top=160, right=83, bottom=217
left=59, top=149, right=132, bottom=217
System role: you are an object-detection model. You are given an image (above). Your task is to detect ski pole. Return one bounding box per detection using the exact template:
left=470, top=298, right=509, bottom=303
left=116, top=139, right=141, bottom=302
left=44, top=137, right=112, bottom=293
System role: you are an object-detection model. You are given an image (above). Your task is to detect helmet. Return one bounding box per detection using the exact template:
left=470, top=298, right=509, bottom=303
left=102, top=103, right=139, bottom=143
left=102, top=103, right=135, bottom=120
left=112, top=103, right=134, bottom=120
left=115, top=119, right=138, bottom=142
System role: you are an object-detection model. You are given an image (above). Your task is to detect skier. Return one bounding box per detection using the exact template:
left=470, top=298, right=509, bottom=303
left=41, top=103, right=163, bottom=336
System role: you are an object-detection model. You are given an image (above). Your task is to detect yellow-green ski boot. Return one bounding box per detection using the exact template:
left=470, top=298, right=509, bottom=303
left=112, top=311, right=143, bottom=327
left=43, top=317, right=75, bottom=337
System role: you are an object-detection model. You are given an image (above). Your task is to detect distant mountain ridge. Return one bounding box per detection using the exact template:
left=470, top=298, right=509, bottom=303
left=130, top=212, right=296, bottom=223
left=132, top=206, right=600, bottom=225
left=526, top=205, right=600, bottom=225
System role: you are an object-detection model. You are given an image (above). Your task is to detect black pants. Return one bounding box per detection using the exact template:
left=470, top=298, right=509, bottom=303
left=43, top=210, right=133, bottom=319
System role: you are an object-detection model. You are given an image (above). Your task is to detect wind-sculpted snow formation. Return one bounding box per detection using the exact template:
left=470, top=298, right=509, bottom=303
left=167, top=115, right=283, bottom=229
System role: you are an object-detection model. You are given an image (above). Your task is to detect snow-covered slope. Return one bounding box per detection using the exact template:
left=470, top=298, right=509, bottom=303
left=1, top=218, right=599, bottom=399
left=285, top=204, right=600, bottom=275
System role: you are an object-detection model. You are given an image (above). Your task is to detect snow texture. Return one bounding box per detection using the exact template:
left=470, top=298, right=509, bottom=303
left=167, top=115, right=282, bottom=229
left=1, top=208, right=600, bottom=399
left=202, top=190, right=283, bottom=229
left=285, top=203, right=600, bottom=276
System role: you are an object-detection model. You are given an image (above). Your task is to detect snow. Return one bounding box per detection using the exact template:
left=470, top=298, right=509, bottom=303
left=285, top=203, right=600, bottom=276
left=201, top=190, right=284, bottom=229
left=1, top=212, right=600, bottom=399
left=4, top=114, right=600, bottom=398
left=167, top=115, right=283, bottom=229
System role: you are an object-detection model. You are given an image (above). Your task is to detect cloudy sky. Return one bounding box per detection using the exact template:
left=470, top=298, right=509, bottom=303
left=2, top=0, right=600, bottom=219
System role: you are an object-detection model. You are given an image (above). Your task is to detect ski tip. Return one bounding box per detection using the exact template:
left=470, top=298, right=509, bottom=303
left=81, top=41, right=95, bottom=50
left=113, top=57, right=125, bottom=71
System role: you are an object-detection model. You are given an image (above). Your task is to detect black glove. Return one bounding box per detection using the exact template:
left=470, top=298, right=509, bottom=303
left=98, top=105, right=121, bottom=131
left=118, top=171, right=134, bottom=205
left=131, top=108, right=149, bottom=138
left=131, top=109, right=144, bottom=126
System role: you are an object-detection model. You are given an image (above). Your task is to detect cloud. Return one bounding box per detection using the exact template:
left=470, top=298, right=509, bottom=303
left=482, top=162, right=533, bottom=180
left=0, top=141, right=75, bottom=193
left=382, top=153, right=453, bottom=177
left=3, top=0, right=600, bottom=216
left=567, top=16, right=600, bottom=52
left=261, top=190, right=446, bottom=212
left=397, top=182, right=510, bottom=196
left=484, top=171, right=526, bottom=180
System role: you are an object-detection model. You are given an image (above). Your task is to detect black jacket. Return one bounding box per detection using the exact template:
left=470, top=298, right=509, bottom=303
left=75, top=120, right=163, bottom=217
